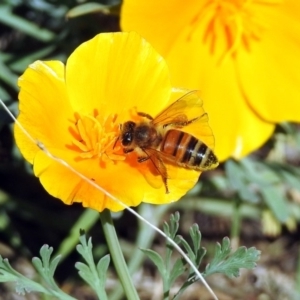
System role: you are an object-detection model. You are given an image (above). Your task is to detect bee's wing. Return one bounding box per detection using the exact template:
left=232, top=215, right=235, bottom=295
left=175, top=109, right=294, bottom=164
left=152, top=90, right=206, bottom=127
left=153, top=90, right=216, bottom=151
left=143, top=148, right=179, bottom=179
left=143, top=148, right=201, bottom=182
left=143, top=148, right=170, bottom=177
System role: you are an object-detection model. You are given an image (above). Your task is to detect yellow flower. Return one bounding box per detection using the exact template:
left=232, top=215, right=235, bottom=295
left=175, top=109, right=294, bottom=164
left=14, top=32, right=216, bottom=212
left=121, top=0, right=300, bottom=161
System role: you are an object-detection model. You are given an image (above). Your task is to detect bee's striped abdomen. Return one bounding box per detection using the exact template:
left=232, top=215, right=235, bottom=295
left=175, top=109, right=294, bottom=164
left=161, top=129, right=218, bottom=170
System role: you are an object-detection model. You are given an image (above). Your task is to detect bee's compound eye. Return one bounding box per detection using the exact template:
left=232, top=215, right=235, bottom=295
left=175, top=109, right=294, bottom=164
left=122, top=132, right=133, bottom=146
left=121, top=121, right=136, bottom=146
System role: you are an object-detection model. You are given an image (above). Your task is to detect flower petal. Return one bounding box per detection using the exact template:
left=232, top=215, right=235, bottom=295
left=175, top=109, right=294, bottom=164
left=15, top=61, right=73, bottom=163
left=32, top=147, right=199, bottom=212
left=15, top=32, right=212, bottom=212
left=237, top=1, right=300, bottom=122
left=162, top=24, right=275, bottom=160
left=66, top=32, right=172, bottom=122
left=33, top=150, right=137, bottom=212
left=121, top=0, right=277, bottom=160
left=121, top=0, right=202, bottom=55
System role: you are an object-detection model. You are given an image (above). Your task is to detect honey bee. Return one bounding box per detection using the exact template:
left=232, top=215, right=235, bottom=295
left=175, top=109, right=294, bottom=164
left=120, top=90, right=219, bottom=193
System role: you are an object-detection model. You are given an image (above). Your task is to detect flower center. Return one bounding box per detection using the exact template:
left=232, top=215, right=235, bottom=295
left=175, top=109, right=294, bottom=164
left=71, top=112, right=125, bottom=164
left=192, top=0, right=281, bottom=61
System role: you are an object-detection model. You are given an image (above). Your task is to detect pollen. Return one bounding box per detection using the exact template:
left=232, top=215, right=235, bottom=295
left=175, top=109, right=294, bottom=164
left=72, top=113, right=125, bottom=162
left=191, top=0, right=281, bottom=61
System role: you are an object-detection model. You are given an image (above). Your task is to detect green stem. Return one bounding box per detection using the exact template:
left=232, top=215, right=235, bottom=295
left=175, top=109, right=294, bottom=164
left=296, top=245, right=300, bottom=294
left=230, top=198, right=241, bottom=248
left=163, top=230, right=174, bottom=299
left=100, top=209, right=139, bottom=300
left=110, top=204, right=169, bottom=300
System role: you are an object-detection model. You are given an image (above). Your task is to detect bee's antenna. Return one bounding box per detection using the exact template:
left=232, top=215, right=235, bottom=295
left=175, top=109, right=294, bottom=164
left=112, top=136, right=119, bottom=149
left=112, top=124, right=122, bottom=149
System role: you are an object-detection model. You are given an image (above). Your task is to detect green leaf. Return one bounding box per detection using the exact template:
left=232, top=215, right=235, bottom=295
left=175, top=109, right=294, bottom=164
left=189, top=224, right=206, bottom=266
left=31, top=245, right=74, bottom=299
left=0, top=84, right=11, bottom=100
left=40, top=244, right=54, bottom=266
left=204, top=238, right=231, bottom=277
left=75, top=262, right=94, bottom=283
left=204, top=237, right=260, bottom=278
left=66, top=3, right=111, bottom=18
left=261, top=186, right=289, bottom=223
left=163, top=220, right=170, bottom=236
left=97, top=254, right=110, bottom=284
left=75, top=234, right=109, bottom=300
left=225, top=160, right=258, bottom=202
left=241, top=159, right=281, bottom=185
left=177, top=236, right=195, bottom=263
left=32, top=245, right=62, bottom=282
left=280, top=167, right=300, bottom=191
left=0, top=251, right=76, bottom=299
left=48, top=255, right=61, bottom=277
left=169, top=258, right=187, bottom=286
left=190, top=224, right=201, bottom=253
left=140, top=248, right=165, bottom=276
left=168, top=212, right=180, bottom=240
left=0, top=5, right=55, bottom=42
left=8, top=45, right=57, bottom=73
left=76, top=235, right=93, bottom=258
left=0, top=56, right=18, bottom=90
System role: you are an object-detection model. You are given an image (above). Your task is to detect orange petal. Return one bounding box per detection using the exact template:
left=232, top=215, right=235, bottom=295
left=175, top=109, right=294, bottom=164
left=33, top=147, right=199, bottom=212
left=33, top=150, right=140, bottom=212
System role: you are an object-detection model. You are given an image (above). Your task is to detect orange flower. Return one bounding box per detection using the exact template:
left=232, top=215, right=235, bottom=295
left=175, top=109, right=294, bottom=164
left=14, top=32, right=216, bottom=212
left=121, top=0, right=300, bottom=161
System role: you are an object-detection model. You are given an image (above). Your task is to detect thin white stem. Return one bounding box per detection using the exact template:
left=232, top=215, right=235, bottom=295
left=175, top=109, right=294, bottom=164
left=0, top=99, right=218, bottom=300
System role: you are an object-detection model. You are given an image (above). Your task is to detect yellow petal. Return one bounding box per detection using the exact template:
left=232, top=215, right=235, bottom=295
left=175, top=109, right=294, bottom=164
left=164, top=23, right=275, bottom=160
left=33, top=150, right=139, bottom=212
left=66, top=32, right=172, bottom=123
left=121, top=0, right=280, bottom=160
left=237, top=1, right=300, bottom=122
left=15, top=61, right=73, bottom=163
left=15, top=32, right=208, bottom=212
left=121, top=0, right=202, bottom=55
left=32, top=147, right=199, bottom=212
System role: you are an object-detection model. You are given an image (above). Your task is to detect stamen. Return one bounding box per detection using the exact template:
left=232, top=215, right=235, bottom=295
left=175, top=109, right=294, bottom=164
left=71, top=113, right=125, bottom=163
left=190, top=0, right=282, bottom=63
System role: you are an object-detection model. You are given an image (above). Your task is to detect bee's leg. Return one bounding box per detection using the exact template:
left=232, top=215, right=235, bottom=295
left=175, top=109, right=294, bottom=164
left=186, top=116, right=203, bottom=125
left=163, top=115, right=204, bottom=128
left=137, top=112, right=154, bottom=120
left=158, top=170, right=169, bottom=194
left=137, top=156, right=149, bottom=163
left=141, top=149, right=170, bottom=194
left=123, top=148, right=134, bottom=154
left=181, top=113, right=208, bottom=126
left=163, top=177, right=169, bottom=194
left=152, top=154, right=170, bottom=194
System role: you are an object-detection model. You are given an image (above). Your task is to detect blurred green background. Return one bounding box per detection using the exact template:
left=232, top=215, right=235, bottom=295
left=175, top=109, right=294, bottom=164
left=1, top=0, right=300, bottom=299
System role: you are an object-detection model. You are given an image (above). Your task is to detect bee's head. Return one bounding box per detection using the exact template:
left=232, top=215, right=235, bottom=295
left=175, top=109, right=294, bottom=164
left=121, top=121, right=136, bottom=146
